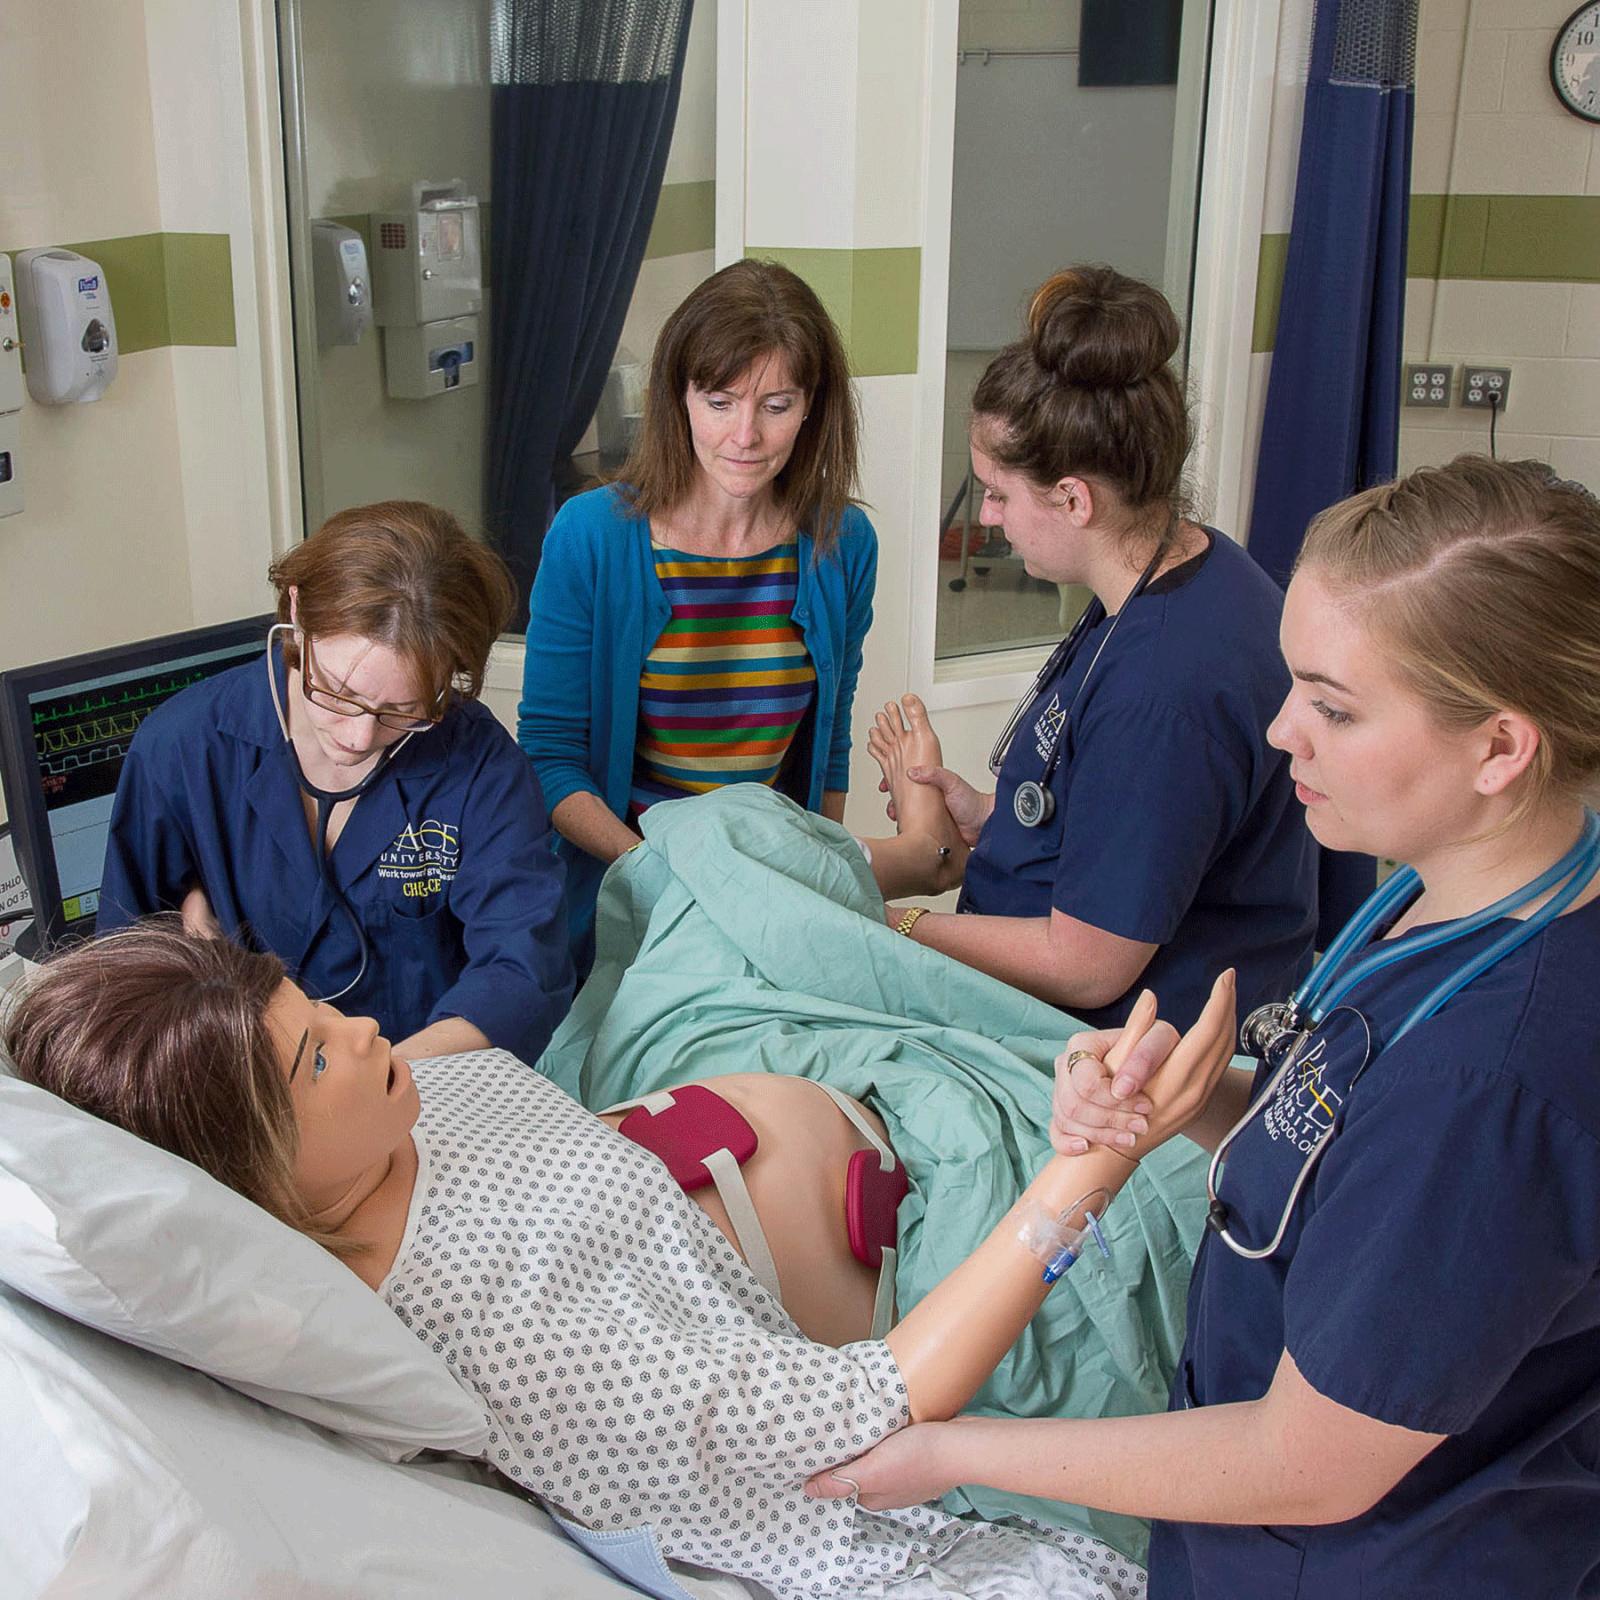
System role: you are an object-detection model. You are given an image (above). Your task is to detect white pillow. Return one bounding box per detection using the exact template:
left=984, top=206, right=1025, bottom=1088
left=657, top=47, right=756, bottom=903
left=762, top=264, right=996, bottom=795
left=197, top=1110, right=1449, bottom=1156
left=0, top=1069, right=489, bottom=1461
left=0, top=1284, right=659, bottom=1599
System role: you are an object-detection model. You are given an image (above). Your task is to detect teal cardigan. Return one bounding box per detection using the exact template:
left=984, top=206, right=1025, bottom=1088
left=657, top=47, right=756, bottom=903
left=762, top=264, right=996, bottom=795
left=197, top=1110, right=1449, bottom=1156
left=518, top=485, right=878, bottom=956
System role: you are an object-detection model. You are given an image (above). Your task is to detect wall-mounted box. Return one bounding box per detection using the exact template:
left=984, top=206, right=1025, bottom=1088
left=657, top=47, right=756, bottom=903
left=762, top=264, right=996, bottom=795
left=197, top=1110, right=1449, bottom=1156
left=371, top=180, right=482, bottom=328
left=382, top=316, right=479, bottom=400
left=0, top=255, right=22, bottom=517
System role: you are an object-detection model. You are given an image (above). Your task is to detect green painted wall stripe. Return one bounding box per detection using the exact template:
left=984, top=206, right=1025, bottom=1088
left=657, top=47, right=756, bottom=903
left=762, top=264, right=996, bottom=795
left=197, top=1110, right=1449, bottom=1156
left=160, top=234, right=237, bottom=347
left=848, top=248, right=922, bottom=378
left=1476, top=195, right=1600, bottom=282
left=646, top=180, right=716, bottom=260
left=744, top=245, right=921, bottom=377
left=1252, top=232, right=1290, bottom=355
left=1, top=232, right=235, bottom=355
left=1256, top=192, right=1600, bottom=352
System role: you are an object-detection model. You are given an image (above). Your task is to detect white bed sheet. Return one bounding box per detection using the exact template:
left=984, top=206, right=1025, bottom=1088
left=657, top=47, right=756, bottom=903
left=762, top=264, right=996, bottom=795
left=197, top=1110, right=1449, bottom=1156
left=0, top=1284, right=752, bottom=1600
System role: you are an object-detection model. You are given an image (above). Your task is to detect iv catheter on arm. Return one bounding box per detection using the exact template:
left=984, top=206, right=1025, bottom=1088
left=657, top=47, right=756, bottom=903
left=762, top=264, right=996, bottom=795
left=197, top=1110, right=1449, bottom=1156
left=881, top=970, right=1236, bottom=1422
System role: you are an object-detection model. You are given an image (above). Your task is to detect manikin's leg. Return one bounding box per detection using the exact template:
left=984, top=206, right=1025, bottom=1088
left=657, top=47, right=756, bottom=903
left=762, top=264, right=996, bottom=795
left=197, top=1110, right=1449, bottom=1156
left=862, top=695, right=970, bottom=900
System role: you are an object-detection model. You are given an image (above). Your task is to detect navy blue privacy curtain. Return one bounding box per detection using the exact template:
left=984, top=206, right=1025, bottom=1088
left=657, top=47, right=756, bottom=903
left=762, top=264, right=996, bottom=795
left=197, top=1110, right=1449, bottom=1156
left=487, top=0, right=694, bottom=626
left=1249, top=0, right=1417, bottom=939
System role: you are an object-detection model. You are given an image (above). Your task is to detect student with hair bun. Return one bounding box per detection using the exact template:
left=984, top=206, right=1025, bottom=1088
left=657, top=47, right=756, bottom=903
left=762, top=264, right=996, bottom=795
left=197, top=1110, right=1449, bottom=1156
left=871, top=265, right=1317, bottom=1033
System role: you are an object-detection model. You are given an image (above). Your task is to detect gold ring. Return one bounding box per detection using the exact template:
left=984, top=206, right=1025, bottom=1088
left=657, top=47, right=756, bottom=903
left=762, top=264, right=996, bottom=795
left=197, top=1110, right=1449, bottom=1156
left=1064, top=1048, right=1101, bottom=1070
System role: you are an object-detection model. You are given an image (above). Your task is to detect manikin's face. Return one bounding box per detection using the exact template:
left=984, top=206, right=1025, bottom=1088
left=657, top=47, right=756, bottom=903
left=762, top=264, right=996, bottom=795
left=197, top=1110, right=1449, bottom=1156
left=1268, top=568, right=1493, bottom=864
left=969, top=439, right=1082, bottom=584
left=265, top=980, right=419, bottom=1209
left=684, top=351, right=809, bottom=506
left=294, top=630, right=432, bottom=771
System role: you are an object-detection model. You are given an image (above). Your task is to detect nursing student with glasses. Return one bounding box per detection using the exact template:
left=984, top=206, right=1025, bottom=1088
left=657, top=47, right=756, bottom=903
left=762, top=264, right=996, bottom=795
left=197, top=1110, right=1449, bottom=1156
left=815, top=458, right=1600, bottom=1600
left=97, top=502, right=573, bottom=1065
left=866, top=265, right=1316, bottom=1033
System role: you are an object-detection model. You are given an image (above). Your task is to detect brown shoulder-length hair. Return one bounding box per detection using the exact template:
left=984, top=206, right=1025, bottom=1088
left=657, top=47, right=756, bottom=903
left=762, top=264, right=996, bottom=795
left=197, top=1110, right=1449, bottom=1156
left=269, top=502, right=515, bottom=703
left=971, top=264, right=1192, bottom=558
left=619, top=259, right=862, bottom=555
left=2, top=918, right=347, bottom=1255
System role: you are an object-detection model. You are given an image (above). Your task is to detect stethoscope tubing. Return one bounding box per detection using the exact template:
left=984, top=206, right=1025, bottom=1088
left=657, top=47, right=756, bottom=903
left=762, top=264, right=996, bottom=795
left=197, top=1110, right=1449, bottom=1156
left=1208, top=810, right=1600, bottom=1260
left=1296, top=809, right=1600, bottom=1029
left=1207, top=1006, right=1374, bottom=1262
left=263, top=624, right=416, bottom=1004
left=987, top=546, right=1166, bottom=800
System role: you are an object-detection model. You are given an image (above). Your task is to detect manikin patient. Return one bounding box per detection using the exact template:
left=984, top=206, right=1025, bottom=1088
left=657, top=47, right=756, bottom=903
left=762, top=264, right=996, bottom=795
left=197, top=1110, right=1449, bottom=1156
left=5, top=920, right=1233, bottom=1600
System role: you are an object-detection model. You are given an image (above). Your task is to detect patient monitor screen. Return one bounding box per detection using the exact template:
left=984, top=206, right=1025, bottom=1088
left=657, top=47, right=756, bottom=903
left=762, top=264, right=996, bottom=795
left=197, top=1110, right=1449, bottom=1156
left=0, top=618, right=269, bottom=942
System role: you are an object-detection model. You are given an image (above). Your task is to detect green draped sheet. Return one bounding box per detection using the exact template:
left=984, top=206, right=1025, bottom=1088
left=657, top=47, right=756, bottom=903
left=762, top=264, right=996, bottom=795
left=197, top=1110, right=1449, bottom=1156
left=539, top=787, right=1212, bottom=1563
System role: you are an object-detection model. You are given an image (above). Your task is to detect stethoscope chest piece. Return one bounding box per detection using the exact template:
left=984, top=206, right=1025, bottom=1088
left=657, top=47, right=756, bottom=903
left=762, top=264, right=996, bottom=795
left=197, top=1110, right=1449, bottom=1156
left=1239, top=1000, right=1301, bottom=1066
left=1013, top=779, right=1055, bottom=829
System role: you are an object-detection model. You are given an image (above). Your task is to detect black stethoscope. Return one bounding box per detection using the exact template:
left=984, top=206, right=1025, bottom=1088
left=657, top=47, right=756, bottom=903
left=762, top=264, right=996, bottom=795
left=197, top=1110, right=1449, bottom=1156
left=264, top=624, right=418, bottom=1004
left=987, top=546, right=1165, bottom=828
left=1206, top=809, right=1600, bottom=1260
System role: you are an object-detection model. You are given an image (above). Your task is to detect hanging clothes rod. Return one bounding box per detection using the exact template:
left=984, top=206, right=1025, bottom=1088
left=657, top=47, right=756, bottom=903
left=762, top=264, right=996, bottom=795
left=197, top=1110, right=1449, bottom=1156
left=957, top=47, right=1080, bottom=64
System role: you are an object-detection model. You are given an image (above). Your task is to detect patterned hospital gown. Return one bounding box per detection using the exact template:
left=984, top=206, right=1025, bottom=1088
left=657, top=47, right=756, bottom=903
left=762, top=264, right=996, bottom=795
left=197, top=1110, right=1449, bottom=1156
left=381, top=1051, right=1142, bottom=1600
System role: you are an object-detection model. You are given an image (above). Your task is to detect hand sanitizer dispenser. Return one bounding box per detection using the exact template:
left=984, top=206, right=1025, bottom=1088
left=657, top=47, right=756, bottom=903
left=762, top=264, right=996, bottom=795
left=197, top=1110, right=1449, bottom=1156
left=311, top=221, right=373, bottom=348
left=14, top=249, right=118, bottom=405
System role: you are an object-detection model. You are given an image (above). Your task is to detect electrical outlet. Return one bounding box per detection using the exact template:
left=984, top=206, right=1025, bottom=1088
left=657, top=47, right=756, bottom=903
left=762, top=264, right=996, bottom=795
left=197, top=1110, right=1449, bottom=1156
left=1462, top=366, right=1511, bottom=409
left=1404, top=363, right=1453, bottom=408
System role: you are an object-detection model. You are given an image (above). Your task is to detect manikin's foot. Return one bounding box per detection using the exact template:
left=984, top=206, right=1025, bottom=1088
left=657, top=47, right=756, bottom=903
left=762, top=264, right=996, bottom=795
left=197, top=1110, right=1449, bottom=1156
left=868, top=695, right=967, bottom=892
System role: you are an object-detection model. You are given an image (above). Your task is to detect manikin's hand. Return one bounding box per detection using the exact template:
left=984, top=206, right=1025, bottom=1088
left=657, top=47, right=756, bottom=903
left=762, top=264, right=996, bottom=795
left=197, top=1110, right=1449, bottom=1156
left=1052, top=970, right=1236, bottom=1157
left=181, top=885, right=222, bottom=939
left=805, top=1419, right=965, bottom=1510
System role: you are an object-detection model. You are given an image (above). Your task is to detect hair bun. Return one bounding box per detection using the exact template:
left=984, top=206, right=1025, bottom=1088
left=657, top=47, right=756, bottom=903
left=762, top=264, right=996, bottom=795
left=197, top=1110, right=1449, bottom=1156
left=1027, top=265, right=1180, bottom=390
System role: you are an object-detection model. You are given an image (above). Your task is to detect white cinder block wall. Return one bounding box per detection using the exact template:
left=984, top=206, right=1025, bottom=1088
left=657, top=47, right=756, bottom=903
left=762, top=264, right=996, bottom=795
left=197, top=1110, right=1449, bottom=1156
left=1400, top=0, right=1600, bottom=486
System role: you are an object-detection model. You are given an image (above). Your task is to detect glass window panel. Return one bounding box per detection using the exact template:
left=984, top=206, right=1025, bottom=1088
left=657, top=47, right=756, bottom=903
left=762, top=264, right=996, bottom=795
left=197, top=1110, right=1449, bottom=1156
left=936, top=0, right=1213, bottom=662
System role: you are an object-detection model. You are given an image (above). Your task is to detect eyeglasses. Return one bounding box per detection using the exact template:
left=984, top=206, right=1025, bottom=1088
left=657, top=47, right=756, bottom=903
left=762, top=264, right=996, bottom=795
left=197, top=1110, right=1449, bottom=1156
left=300, top=637, right=446, bottom=732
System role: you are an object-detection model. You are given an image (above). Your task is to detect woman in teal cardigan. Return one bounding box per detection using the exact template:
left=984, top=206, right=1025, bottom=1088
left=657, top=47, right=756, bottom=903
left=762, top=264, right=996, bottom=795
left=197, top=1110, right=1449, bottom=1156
left=519, top=261, right=878, bottom=965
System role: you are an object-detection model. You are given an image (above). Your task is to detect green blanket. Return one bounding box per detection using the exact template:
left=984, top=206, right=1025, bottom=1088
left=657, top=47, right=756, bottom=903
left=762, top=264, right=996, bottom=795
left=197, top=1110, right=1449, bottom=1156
left=540, top=787, right=1209, bottom=1563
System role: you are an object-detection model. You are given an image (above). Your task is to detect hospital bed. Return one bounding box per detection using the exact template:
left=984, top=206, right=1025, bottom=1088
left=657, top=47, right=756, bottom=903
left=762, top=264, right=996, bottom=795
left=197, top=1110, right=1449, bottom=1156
left=0, top=954, right=750, bottom=1600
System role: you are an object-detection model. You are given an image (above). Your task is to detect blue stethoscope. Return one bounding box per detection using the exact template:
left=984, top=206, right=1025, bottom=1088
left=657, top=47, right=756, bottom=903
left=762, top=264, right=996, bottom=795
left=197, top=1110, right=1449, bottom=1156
left=1207, top=809, right=1600, bottom=1259
left=988, top=546, right=1165, bottom=828
left=264, top=624, right=417, bottom=1004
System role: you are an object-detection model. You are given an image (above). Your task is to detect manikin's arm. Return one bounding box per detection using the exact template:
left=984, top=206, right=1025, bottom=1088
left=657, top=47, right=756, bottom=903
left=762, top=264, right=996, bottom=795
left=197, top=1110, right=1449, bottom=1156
left=883, top=972, right=1236, bottom=1422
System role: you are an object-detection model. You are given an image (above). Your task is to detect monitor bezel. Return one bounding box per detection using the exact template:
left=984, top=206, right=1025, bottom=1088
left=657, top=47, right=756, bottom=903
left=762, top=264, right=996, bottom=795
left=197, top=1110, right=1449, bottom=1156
left=0, top=614, right=274, bottom=949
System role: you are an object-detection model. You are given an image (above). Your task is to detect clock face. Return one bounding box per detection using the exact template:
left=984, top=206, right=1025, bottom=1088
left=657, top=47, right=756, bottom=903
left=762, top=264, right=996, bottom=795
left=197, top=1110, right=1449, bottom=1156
left=1552, top=4, right=1600, bottom=123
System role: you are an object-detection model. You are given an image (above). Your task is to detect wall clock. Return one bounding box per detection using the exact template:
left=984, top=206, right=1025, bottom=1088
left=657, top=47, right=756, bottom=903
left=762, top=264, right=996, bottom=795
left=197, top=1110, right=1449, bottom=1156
left=1552, top=5, right=1600, bottom=123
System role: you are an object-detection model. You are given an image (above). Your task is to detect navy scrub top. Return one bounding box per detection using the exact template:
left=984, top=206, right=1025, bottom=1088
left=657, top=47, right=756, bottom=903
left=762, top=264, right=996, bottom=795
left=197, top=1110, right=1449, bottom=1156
left=958, top=530, right=1318, bottom=1031
left=1152, top=894, right=1600, bottom=1600
left=97, top=649, right=573, bottom=1064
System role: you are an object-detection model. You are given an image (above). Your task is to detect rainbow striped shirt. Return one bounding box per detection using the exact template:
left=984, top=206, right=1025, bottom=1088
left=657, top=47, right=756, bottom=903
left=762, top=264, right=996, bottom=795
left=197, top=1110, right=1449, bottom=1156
left=630, top=542, right=817, bottom=817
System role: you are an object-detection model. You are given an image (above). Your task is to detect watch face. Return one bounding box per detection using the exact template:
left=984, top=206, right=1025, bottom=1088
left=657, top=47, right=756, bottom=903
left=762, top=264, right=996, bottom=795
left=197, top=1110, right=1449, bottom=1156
left=1552, top=4, right=1600, bottom=123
